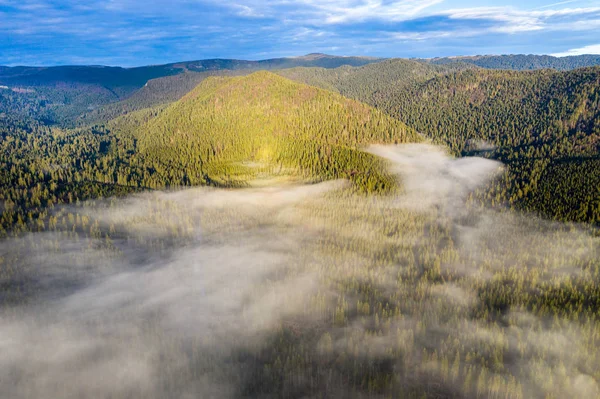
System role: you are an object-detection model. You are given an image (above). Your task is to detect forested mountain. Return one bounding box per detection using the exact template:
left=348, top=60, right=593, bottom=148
left=282, top=63, right=600, bottom=224
left=426, top=54, right=600, bottom=71
left=135, top=71, right=418, bottom=189
left=4, top=53, right=600, bottom=130
left=0, top=54, right=382, bottom=126
left=3, top=55, right=598, bottom=225
left=370, top=67, right=600, bottom=224
left=83, top=57, right=414, bottom=127
left=0, top=71, right=418, bottom=236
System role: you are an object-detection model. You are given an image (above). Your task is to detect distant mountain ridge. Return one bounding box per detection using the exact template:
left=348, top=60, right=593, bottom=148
left=0, top=54, right=384, bottom=126
left=0, top=54, right=382, bottom=90
left=425, top=54, right=600, bottom=71
left=4, top=53, right=600, bottom=128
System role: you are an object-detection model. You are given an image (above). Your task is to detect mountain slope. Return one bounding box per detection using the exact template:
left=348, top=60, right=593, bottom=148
left=281, top=62, right=600, bottom=224
left=278, top=59, right=474, bottom=102
left=135, top=71, right=419, bottom=190
left=75, top=70, right=248, bottom=126
left=78, top=57, right=394, bottom=127
left=367, top=67, right=600, bottom=223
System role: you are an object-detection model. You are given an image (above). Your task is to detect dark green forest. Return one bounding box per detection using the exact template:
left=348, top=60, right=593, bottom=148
left=280, top=62, right=600, bottom=224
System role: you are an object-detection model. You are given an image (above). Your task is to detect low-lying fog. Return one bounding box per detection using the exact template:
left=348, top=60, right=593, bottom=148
left=0, top=144, right=598, bottom=398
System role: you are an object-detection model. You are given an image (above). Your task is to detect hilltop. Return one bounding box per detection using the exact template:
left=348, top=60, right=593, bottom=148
left=136, top=71, right=419, bottom=189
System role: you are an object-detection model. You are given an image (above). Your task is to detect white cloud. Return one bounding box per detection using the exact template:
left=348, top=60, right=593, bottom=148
left=444, top=6, right=600, bottom=34
left=552, top=43, right=600, bottom=56
left=317, top=0, right=445, bottom=24
left=392, top=31, right=453, bottom=40
left=535, top=0, right=579, bottom=9
left=234, top=4, right=264, bottom=18
left=384, top=4, right=600, bottom=44
left=220, top=0, right=444, bottom=24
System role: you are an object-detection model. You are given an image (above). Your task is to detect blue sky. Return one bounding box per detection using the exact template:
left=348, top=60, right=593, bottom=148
left=1, top=0, right=600, bottom=66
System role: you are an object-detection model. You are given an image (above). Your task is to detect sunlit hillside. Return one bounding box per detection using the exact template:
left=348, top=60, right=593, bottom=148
left=135, top=71, right=419, bottom=189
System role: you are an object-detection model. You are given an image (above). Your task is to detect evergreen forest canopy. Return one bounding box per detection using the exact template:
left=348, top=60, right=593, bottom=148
left=279, top=61, right=600, bottom=224
left=0, top=53, right=599, bottom=399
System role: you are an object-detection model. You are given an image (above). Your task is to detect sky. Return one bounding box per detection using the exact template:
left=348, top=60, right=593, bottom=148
left=1, top=0, right=600, bottom=66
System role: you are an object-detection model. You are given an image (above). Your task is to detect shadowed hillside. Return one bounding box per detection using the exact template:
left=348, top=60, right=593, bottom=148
left=279, top=58, right=474, bottom=102
left=368, top=67, right=600, bottom=224
left=282, top=62, right=600, bottom=224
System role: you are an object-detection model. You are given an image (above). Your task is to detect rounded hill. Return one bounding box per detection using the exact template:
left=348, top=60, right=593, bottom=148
left=136, top=71, right=420, bottom=190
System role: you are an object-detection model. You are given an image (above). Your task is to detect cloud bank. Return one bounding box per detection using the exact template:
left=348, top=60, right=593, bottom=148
left=552, top=43, right=600, bottom=56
